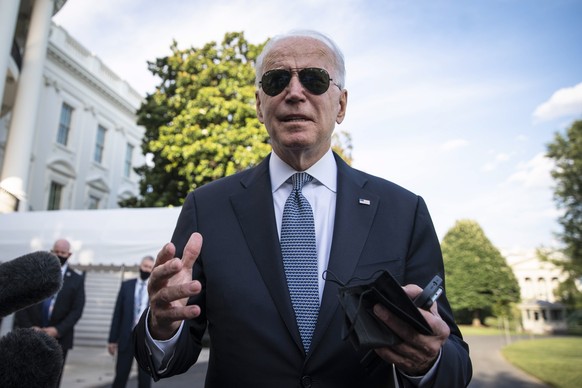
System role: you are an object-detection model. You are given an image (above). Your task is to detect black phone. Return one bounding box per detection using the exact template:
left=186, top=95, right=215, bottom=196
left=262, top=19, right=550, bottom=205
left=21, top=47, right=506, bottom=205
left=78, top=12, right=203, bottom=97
left=413, top=275, right=443, bottom=310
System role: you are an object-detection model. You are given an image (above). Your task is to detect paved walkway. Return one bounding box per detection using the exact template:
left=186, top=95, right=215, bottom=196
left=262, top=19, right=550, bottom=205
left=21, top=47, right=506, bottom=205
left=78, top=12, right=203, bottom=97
left=465, top=335, right=550, bottom=388
left=62, top=334, right=551, bottom=387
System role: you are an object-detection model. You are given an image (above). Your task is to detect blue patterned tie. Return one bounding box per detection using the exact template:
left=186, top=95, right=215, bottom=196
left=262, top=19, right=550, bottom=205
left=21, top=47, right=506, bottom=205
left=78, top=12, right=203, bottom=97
left=281, top=172, right=320, bottom=352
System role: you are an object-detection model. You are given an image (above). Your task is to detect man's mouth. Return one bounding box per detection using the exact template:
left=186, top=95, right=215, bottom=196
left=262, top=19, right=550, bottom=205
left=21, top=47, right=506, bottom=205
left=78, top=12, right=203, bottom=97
left=282, top=115, right=310, bottom=122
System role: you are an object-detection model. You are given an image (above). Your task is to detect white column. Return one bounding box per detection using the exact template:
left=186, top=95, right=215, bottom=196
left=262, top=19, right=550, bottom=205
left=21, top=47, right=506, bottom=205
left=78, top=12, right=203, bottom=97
left=0, top=0, right=54, bottom=211
left=0, top=0, right=20, bottom=100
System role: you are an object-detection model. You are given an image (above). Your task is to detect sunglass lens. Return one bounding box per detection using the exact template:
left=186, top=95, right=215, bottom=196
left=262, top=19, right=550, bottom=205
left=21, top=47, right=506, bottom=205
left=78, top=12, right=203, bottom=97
left=261, top=70, right=291, bottom=96
left=299, top=68, right=330, bottom=95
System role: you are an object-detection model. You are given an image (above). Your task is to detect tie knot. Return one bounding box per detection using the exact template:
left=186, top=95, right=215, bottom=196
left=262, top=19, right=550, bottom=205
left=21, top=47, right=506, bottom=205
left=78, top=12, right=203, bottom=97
left=292, top=172, right=312, bottom=193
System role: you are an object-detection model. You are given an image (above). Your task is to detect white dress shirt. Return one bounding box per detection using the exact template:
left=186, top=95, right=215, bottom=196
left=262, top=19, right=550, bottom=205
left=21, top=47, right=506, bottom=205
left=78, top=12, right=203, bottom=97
left=134, top=278, right=149, bottom=326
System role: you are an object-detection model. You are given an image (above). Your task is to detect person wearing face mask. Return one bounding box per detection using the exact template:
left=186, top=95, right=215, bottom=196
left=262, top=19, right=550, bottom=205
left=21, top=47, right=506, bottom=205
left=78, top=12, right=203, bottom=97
left=108, top=255, right=154, bottom=388
left=14, top=238, right=86, bottom=387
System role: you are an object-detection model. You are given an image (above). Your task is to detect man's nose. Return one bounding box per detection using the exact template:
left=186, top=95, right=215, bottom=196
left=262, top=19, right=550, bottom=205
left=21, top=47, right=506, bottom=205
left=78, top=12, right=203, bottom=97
left=285, top=73, right=306, bottom=98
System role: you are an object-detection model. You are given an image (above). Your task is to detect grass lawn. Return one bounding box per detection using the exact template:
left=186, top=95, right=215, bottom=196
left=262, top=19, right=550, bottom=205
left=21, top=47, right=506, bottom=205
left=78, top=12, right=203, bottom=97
left=501, top=336, right=582, bottom=388
left=458, top=324, right=514, bottom=336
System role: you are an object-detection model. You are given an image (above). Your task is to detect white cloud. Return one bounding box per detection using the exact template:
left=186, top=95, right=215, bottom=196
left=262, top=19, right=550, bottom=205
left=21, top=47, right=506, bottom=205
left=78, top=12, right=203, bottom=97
left=533, top=82, right=582, bottom=121
left=440, top=139, right=469, bottom=152
left=482, top=152, right=510, bottom=172
left=507, top=152, right=553, bottom=189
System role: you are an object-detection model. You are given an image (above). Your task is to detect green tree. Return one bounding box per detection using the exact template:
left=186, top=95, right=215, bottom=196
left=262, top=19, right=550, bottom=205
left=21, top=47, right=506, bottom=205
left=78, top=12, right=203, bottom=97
left=546, top=120, right=582, bottom=281
left=121, top=32, right=353, bottom=208
left=441, top=219, right=520, bottom=326
left=120, top=32, right=269, bottom=207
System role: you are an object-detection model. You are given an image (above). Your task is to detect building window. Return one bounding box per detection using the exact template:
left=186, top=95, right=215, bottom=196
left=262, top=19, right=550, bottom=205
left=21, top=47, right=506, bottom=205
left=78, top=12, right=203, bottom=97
left=94, top=125, right=107, bottom=163
left=88, top=195, right=100, bottom=209
left=57, top=103, right=73, bottom=145
left=48, top=181, right=63, bottom=210
left=124, top=143, right=134, bottom=178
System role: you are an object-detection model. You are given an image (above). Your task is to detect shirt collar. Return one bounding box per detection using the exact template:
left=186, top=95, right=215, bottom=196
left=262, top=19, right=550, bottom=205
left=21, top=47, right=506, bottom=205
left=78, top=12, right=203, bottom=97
left=270, top=149, right=337, bottom=193
left=61, top=262, right=68, bottom=277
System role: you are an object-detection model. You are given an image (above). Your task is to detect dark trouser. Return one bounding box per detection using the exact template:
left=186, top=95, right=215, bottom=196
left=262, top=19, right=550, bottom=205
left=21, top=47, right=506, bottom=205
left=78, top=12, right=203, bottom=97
left=112, top=346, right=151, bottom=388
left=56, top=348, right=68, bottom=387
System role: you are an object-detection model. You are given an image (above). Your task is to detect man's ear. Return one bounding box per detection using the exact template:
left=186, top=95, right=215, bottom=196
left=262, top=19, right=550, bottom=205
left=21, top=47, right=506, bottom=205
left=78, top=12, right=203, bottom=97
left=336, top=89, right=348, bottom=124
left=256, top=91, right=265, bottom=123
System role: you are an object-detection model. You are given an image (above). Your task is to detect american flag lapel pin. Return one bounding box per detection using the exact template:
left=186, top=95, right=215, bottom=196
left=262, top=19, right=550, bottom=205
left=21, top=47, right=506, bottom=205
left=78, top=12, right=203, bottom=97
left=359, top=198, right=371, bottom=206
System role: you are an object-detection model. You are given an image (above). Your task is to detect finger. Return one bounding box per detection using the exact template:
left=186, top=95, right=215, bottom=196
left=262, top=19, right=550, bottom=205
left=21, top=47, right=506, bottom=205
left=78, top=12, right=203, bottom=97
left=373, top=304, right=410, bottom=335
left=402, top=284, right=422, bottom=299
left=155, top=242, right=177, bottom=267
left=149, top=242, right=180, bottom=289
left=154, top=303, right=201, bottom=324
left=147, top=257, right=182, bottom=296
left=182, top=232, right=203, bottom=271
left=420, top=303, right=450, bottom=338
left=153, top=279, right=202, bottom=307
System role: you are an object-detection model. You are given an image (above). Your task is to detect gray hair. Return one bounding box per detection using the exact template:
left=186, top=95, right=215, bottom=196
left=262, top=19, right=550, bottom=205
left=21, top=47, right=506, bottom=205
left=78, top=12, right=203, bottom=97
left=255, top=30, right=346, bottom=89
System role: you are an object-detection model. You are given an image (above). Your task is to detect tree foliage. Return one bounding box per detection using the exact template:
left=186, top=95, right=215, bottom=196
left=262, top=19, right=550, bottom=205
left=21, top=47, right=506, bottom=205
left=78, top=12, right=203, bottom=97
left=121, top=32, right=353, bottom=208
left=441, top=219, right=520, bottom=324
left=546, top=120, right=582, bottom=279
left=120, top=32, right=268, bottom=207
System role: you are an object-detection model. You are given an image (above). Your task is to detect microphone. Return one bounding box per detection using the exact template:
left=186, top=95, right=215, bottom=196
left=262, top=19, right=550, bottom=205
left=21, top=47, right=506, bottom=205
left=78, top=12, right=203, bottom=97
left=0, top=251, right=63, bottom=317
left=0, top=328, right=63, bottom=387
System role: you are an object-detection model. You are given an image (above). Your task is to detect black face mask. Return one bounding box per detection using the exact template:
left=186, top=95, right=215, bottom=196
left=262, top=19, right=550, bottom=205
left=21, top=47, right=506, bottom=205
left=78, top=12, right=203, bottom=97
left=139, top=269, right=151, bottom=281
left=57, top=255, right=68, bottom=266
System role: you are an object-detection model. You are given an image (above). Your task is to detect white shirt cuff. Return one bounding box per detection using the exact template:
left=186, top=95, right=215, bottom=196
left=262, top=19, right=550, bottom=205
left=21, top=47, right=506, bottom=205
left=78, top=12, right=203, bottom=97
left=144, top=309, right=185, bottom=373
left=398, top=348, right=442, bottom=387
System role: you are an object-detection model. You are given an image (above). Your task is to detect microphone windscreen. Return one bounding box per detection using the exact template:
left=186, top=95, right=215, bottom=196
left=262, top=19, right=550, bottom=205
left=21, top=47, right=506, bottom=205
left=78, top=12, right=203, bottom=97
left=0, top=251, right=63, bottom=317
left=0, top=328, right=63, bottom=387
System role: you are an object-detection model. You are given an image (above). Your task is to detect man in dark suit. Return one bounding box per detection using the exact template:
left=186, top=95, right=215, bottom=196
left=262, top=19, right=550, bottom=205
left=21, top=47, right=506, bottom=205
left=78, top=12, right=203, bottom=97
left=108, top=255, right=154, bottom=388
left=15, top=238, right=85, bottom=386
left=134, top=30, right=472, bottom=387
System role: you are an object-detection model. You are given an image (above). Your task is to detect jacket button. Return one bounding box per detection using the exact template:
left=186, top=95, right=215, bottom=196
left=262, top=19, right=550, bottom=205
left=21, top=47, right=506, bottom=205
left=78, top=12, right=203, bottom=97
left=301, top=376, right=312, bottom=388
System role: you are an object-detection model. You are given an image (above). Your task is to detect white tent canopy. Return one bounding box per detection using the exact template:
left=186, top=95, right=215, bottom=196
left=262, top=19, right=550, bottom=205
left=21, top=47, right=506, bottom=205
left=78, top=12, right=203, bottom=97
left=0, top=207, right=182, bottom=266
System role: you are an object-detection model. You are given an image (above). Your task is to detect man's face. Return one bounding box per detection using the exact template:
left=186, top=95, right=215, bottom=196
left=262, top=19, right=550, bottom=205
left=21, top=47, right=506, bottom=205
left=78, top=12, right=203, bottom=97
left=255, top=36, right=347, bottom=165
left=140, top=259, right=154, bottom=274
left=52, top=240, right=71, bottom=265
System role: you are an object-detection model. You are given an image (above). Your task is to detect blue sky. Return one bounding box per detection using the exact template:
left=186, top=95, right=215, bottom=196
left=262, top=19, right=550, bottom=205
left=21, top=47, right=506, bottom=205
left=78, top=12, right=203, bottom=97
left=53, top=0, right=582, bottom=255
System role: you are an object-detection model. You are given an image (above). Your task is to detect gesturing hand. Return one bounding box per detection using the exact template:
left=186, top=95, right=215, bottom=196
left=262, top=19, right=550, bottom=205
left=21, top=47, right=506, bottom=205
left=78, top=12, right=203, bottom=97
left=147, top=233, right=203, bottom=340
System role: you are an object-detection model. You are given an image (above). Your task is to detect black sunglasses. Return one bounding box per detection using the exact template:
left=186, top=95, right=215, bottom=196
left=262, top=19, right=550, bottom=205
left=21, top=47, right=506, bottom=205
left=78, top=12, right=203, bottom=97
left=259, top=67, right=340, bottom=96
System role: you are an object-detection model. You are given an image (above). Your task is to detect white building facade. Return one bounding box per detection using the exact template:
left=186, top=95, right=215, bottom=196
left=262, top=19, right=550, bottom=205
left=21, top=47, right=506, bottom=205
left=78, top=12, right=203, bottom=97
left=0, top=0, right=145, bottom=213
left=505, top=249, right=568, bottom=334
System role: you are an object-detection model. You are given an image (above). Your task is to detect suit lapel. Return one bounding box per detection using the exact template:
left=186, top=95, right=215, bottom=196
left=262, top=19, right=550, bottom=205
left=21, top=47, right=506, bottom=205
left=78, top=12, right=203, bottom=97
left=310, top=155, right=379, bottom=354
left=230, top=156, right=303, bottom=350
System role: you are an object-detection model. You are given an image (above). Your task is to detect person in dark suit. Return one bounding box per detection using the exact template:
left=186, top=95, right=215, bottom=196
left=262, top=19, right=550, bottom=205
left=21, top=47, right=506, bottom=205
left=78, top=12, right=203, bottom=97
left=108, top=255, right=154, bottom=388
left=133, top=30, right=472, bottom=387
left=15, top=238, right=85, bottom=386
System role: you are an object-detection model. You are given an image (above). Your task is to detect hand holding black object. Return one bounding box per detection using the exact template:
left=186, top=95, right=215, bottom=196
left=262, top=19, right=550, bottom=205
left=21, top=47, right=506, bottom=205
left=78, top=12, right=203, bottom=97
left=335, top=271, right=449, bottom=376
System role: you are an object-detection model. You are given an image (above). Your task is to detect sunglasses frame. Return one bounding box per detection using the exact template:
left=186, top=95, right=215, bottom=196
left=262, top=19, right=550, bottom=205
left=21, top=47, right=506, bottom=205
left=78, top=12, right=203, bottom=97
left=259, top=67, right=340, bottom=96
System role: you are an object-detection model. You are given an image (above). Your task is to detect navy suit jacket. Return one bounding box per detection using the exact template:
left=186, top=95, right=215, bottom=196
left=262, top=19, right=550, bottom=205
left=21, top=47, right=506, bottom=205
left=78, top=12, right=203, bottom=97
left=134, top=153, right=472, bottom=387
left=15, top=265, right=85, bottom=350
left=109, top=278, right=140, bottom=352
